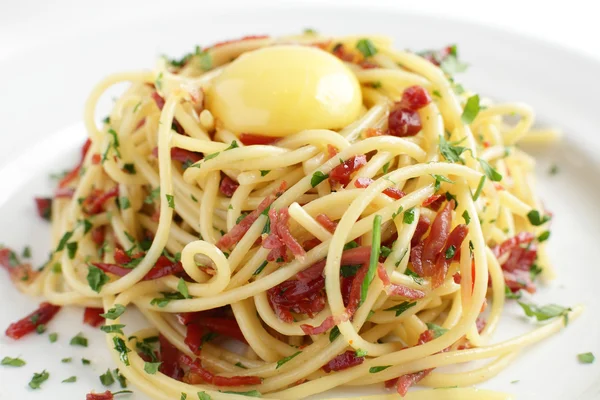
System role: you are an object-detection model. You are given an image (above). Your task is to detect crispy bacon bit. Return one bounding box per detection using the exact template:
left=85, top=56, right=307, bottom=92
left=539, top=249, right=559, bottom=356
left=196, top=317, right=246, bottom=343
left=180, top=354, right=262, bottom=386
left=5, top=302, right=61, bottom=339
left=91, top=227, right=105, bottom=246
left=322, top=350, right=365, bottom=372
left=377, top=265, right=426, bottom=299
left=493, top=232, right=538, bottom=294
left=360, top=60, right=379, bottom=69
left=82, top=187, right=119, bottom=215
left=159, top=334, right=183, bottom=380
left=332, top=43, right=355, bottom=62
left=151, top=91, right=165, bottom=109
left=219, top=175, right=239, bottom=197
left=399, top=86, right=432, bottom=111
left=57, top=139, right=92, bottom=190
left=316, top=214, right=338, bottom=233
left=296, top=246, right=372, bottom=282
left=264, top=208, right=305, bottom=261
left=431, top=224, right=469, bottom=288
left=184, top=323, right=204, bottom=355
left=301, top=262, right=369, bottom=335
left=388, top=108, right=421, bottom=137
left=152, top=147, right=203, bottom=166
left=409, top=242, right=425, bottom=276
left=326, top=144, right=339, bottom=159
left=92, top=254, right=183, bottom=281
left=422, top=194, right=443, bottom=207
left=353, top=177, right=406, bottom=200
left=492, top=232, right=536, bottom=258
left=421, top=200, right=454, bottom=276
left=34, top=197, right=52, bottom=221
left=209, top=35, right=269, bottom=49
left=329, top=155, right=367, bottom=187
left=365, top=127, right=385, bottom=137
left=268, top=276, right=326, bottom=323
left=453, top=272, right=461, bottom=284
left=303, top=238, right=321, bottom=251
left=86, top=391, right=114, bottom=400
left=217, top=181, right=287, bottom=250
left=411, top=216, right=431, bottom=247
left=83, top=307, right=105, bottom=327
left=239, top=133, right=279, bottom=145
left=0, top=247, right=38, bottom=285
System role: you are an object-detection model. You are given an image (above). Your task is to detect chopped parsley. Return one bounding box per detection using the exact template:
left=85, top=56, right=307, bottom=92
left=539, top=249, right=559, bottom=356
left=403, top=208, right=415, bottom=224
left=260, top=170, right=270, bottom=177
left=62, top=376, right=77, bottom=383
left=144, top=186, right=160, bottom=204
left=439, top=135, right=467, bottom=163
left=329, top=326, right=340, bottom=342
left=578, top=352, right=595, bottom=364
left=150, top=292, right=185, bottom=307
left=56, top=230, right=74, bottom=252
left=462, top=210, right=471, bottom=224
left=431, top=174, right=454, bottom=191
left=311, top=171, right=329, bottom=187
left=220, top=390, right=261, bottom=397
left=276, top=351, right=301, bottom=369
left=538, top=231, right=551, bottom=242
left=384, top=301, right=416, bottom=317
left=355, top=349, right=368, bottom=357
left=356, top=38, right=378, bottom=58
left=144, top=362, right=162, bottom=374
left=461, top=95, right=481, bottom=124
left=36, top=324, right=46, bottom=334
left=87, top=265, right=109, bottom=293
left=166, top=194, right=175, bottom=209
left=100, top=369, right=115, bottom=386
left=100, top=324, right=126, bottom=335
left=113, top=337, right=131, bottom=366
left=426, top=323, right=449, bottom=338
left=61, top=357, right=72, bottom=363
left=527, top=210, right=551, bottom=226
left=154, top=72, right=163, bottom=91
left=392, top=206, right=404, bottom=219
left=28, top=370, right=50, bottom=389
left=343, top=241, right=359, bottom=250
left=123, top=163, right=136, bottom=174
left=478, top=158, right=502, bottom=181
left=548, top=164, right=559, bottom=175
left=444, top=245, right=456, bottom=259
left=504, top=285, right=522, bottom=300
left=70, top=332, right=88, bottom=347
left=177, top=278, right=191, bottom=299
left=472, top=175, right=486, bottom=201
left=101, top=304, right=126, bottom=319
left=66, top=241, right=78, bottom=259
left=118, top=196, right=131, bottom=210
left=22, top=246, right=31, bottom=258
left=518, top=301, right=571, bottom=325
left=369, top=365, right=391, bottom=373
left=382, top=162, right=390, bottom=174
left=49, top=332, right=58, bottom=343
left=197, top=392, right=212, bottom=400
left=82, top=358, right=91, bottom=365
left=361, top=215, right=382, bottom=304
left=1, top=356, right=26, bottom=367
left=253, top=261, right=268, bottom=276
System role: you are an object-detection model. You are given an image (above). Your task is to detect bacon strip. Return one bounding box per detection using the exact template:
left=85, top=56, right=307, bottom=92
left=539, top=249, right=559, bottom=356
left=431, top=224, right=469, bottom=288
left=410, top=216, right=431, bottom=247
left=329, top=155, right=367, bottom=187
left=219, top=175, right=239, bottom=197
left=0, top=247, right=38, bottom=285
left=82, top=187, right=119, bottom=215
left=184, top=323, right=204, bottom=355
left=377, top=265, right=426, bottom=299
left=217, top=181, right=286, bottom=250
left=354, top=177, right=406, bottom=200
left=322, top=351, right=364, bottom=372
left=159, top=334, right=183, bottom=380
left=315, top=214, right=337, bottom=233
left=180, top=354, right=262, bottom=386
left=83, top=307, right=105, bottom=327
left=421, top=200, right=454, bottom=276
left=239, top=133, right=279, bottom=145
left=5, top=302, right=61, bottom=339
left=92, top=255, right=183, bottom=281
left=296, top=246, right=372, bottom=282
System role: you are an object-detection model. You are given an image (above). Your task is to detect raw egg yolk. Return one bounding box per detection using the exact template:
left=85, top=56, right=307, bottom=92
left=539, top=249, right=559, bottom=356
left=207, top=45, right=362, bottom=137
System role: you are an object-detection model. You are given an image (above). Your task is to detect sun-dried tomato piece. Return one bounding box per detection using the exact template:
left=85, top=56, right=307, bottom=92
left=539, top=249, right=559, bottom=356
left=5, top=302, right=61, bottom=339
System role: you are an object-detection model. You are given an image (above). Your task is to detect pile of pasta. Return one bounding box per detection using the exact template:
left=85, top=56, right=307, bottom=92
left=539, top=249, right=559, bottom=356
left=5, top=33, right=578, bottom=400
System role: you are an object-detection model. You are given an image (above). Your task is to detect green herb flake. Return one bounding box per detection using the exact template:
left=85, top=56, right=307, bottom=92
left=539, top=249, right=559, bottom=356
left=384, top=301, right=416, bottom=317
left=144, top=361, right=162, bottom=374
left=56, top=231, right=74, bottom=251
left=426, top=323, right=449, bottom=338
left=329, top=326, right=340, bottom=342
left=355, top=348, right=368, bottom=357
left=82, top=358, right=91, bottom=365
left=166, top=194, right=175, bottom=209
left=461, top=95, right=481, bottom=124
left=36, top=324, right=46, bottom=334
left=100, top=324, right=126, bottom=335
left=504, top=285, right=522, bottom=300
left=439, top=135, right=467, bottom=163
left=548, top=164, right=559, bottom=175
left=61, top=357, right=72, bottom=363
left=356, top=39, right=378, bottom=58
left=70, top=332, right=88, bottom=347
left=62, top=376, right=77, bottom=383
left=28, top=370, right=50, bottom=389
left=220, top=390, right=262, bottom=397
left=118, top=196, right=131, bottom=210
left=478, top=158, right=502, bottom=182
left=22, top=246, right=31, bottom=258
left=145, top=186, right=160, bottom=204
left=382, top=162, right=390, bottom=174
left=66, top=241, right=78, bottom=259
left=100, top=369, right=115, bottom=386
left=538, top=231, right=551, bottom=242
left=361, top=215, right=382, bottom=304
left=403, top=208, right=415, bottom=224
left=87, top=265, right=109, bottom=293
left=253, top=261, right=268, bottom=276
left=472, top=175, right=486, bottom=201
left=518, top=301, right=571, bottom=325
left=343, top=241, right=359, bottom=251
left=1, top=356, right=26, bottom=367
left=154, top=72, right=163, bottom=91
left=177, top=278, right=191, bottom=299
left=527, top=210, right=551, bottom=226
left=113, top=337, right=131, bottom=366
left=578, top=352, right=595, bottom=364
left=197, top=392, right=212, bottom=400
left=369, top=365, right=391, bottom=373
left=432, top=90, right=442, bottom=98
left=276, top=351, right=301, bottom=369
left=101, top=304, right=126, bottom=320
left=311, top=171, right=329, bottom=187
left=444, top=245, right=456, bottom=260
left=260, top=170, right=270, bottom=177
left=48, top=332, right=58, bottom=343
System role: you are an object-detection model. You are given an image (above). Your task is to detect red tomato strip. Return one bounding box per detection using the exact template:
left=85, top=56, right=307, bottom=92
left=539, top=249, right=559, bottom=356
left=5, top=302, right=61, bottom=339
left=353, top=177, right=406, bottom=200
left=86, top=391, right=114, bottom=400
left=239, top=133, right=279, bottom=145
left=83, top=307, right=105, bottom=327
left=159, top=334, right=183, bottom=380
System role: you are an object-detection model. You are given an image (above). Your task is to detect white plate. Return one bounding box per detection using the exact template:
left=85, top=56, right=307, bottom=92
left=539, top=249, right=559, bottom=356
left=1, top=4, right=600, bottom=400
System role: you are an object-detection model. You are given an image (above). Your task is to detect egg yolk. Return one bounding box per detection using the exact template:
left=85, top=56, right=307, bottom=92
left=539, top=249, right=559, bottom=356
left=207, top=45, right=362, bottom=137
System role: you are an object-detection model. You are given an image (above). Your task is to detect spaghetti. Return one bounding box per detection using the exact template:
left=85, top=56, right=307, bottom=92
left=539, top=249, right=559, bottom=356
left=2, top=33, right=580, bottom=399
